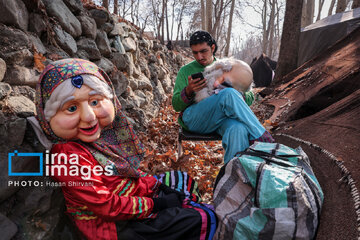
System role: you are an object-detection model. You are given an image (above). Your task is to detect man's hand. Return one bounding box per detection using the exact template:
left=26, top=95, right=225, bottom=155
left=185, top=75, right=206, bottom=97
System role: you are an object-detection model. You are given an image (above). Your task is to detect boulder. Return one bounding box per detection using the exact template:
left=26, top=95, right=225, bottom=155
left=77, top=15, right=97, bottom=40
left=138, top=58, right=150, bottom=78
left=0, top=213, right=17, bottom=240
left=63, top=0, right=84, bottom=14
left=112, top=36, right=126, bottom=54
left=11, top=86, right=36, bottom=102
left=3, top=117, right=27, bottom=146
left=152, top=40, right=163, bottom=51
left=128, top=77, right=138, bottom=90
left=89, top=9, right=110, bottom=28
left=138, top=39, right=150, bottom=50
left=134, top=90, right=147, bottom=107
left=137, top=74, right=153, bottom=91
left=74, top=49, right=89, bottom=60
left=109, top=23, right=125, bottom=37
left=45, top=45, right=70, bottom=59
left=0, top=49, right=33, bottom=67
left=3, top=65, right=38, bottom=87
left=101, top=22, right=114, bottom=34
left=110, top=70, right=129, bottom=97
left=95, top=57, right=114, bottom=74
left=161, top=75, right=173, bottom=94
left=175, top=54, right=183, bottom=65
left=0, top=82, right=11, bottom=99
left=43, top=0, right=82, bottom=38
left=122, top=37, right=137, bottom=52
left=28, top=13, right=47, bottom=37
left=110, top=53, right=133, bottom=75
left=7, top=96, right=36, bottom=118
left=28, top=34, right=47, bottom=55
left=76, top=38, right=101, bottom=60
left=96, top=30, right=111, bottom=57
left=0, top=25, right=31, bottom=57
left=53, top=26, right=77, bottom=56
left=0, top=0, right=29, bottom=31
left=0, top=58, right=6, bottom=82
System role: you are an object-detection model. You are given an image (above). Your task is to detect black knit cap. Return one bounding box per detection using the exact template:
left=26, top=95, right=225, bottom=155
left=189, top=30, right=218, bottom=55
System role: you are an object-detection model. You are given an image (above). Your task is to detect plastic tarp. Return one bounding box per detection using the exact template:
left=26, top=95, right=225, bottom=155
left=298, top=7, right=360, bottom=66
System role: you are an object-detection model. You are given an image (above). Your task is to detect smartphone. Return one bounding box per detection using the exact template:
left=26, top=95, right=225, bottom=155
left=191, top=72, right=204, bottom=80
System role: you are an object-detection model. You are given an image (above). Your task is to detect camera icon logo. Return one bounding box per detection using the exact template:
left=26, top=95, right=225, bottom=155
left=8, top=150, right=43, bottom=176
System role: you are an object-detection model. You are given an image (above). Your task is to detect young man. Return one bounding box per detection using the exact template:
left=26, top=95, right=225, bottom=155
left=172, top=30, right=274, bottom=163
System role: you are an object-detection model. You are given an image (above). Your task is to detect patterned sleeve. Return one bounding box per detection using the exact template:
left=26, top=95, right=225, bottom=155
left=50, top=143, right=160, bottom=221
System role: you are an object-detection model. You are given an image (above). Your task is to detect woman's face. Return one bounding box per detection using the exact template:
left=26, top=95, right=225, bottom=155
left=49, top=84, right=115, bottom=142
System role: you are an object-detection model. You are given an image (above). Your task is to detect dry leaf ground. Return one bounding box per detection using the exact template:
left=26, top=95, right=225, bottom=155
left=138, top=92, right=268, bottom=203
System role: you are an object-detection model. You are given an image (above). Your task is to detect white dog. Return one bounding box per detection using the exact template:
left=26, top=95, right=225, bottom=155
left=194, top=58, right=253, bottom=103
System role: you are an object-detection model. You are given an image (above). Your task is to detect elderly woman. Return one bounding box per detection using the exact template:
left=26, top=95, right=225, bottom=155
left=31, top=58, right=216, bottom=240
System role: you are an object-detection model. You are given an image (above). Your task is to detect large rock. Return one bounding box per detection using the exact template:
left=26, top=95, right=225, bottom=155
left=122, top=37, right=137, bottom=52
left=0, top=0, right=29, bottom=31
left=28, top=34, right=47, bottom=55
left=53, top=25, right=77, bottom=56
left=109, top=23, right=125, bottom=37
left=137, top=74, right=153, bottom=91
left=134, top=90, right=147, bottom=107
left=110, top=53, right=133, bottom=75
left=96, top=30, right=111, bottom=57
left=77, top=15, right=97, bottom=40
left=11, top=86, right=36, bottom=102
left=3, top=65, right=38, bottom=87
left=0, top=58, right=6, bottom=82
left=28, top=13, right=47, bottom=37
left=89, top=9, right=110, bottom=28
left=0, top=213, right=17, bottom=240
left=0, top=117, right=27, bottom=146
left=113, top=36, right=126, bottom=54
left=0, top=49, right=33, bottom=67
left=0, top=25, right=31, bottom=57
left=95, top=57, right=114, bottom=74
left=43, top=0, right=82, bottom=38
left=0, top=82, right=11, bottom=99
left=101, top=22, right=114, bottom=34
left=7, top=96, right=36, bottom=118
left=63, top=0, right=84, bottom=14
left=138, top=58, right=150, bottom=78
left=110, top=70, right=129, bottom=97
left=76, top=38, right=101, bottom=60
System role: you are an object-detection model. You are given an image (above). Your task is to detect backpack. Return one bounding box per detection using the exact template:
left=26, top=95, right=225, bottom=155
left=213, top=142, right=323, bottom=240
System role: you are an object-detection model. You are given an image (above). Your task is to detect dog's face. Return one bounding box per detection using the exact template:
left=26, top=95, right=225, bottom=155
left=194, top=58, right=253, bottom=103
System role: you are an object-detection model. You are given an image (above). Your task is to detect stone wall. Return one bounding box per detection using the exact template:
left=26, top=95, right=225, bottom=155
left=0, top=0, right=185, bottom=238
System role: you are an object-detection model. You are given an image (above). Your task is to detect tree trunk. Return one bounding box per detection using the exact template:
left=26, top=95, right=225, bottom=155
left=352, top=0, right=360, bottom=8
left=225, top=0, right=235, bottom=56
left=165, top=0, right=170, bottom=42
left=336, top=0, right=347, bottom=13
left=206, top=0, right=212, bottom=32
left=268, top=0, right=276, bottom=57
left=262, top=0, right=268, bottom=54
left=316, top=0, right=325, bottom=21
left=161, top=0, right=166, bottom=43
left=114, top=0, right=118, bottom=15
left=201, top=0, right=206, bottom=30
left=102, top=0, right=109, bottom=10
left=273, top=0, right=303, bottom=83
left=301, top=0, right=314, bottom=27
left=328, top=0, right=336, bottom=16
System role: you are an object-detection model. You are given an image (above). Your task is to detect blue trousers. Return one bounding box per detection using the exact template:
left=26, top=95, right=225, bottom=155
left=182, top=88, right=266, bottom=163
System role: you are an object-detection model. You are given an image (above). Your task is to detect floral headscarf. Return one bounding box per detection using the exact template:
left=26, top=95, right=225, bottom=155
left=35, top=58, right=145, bottom=178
